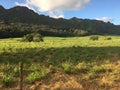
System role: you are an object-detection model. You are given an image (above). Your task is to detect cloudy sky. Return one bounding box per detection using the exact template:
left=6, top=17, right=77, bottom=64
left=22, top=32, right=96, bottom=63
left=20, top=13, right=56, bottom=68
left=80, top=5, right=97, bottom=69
left=0, top=0, right=120, bottom=25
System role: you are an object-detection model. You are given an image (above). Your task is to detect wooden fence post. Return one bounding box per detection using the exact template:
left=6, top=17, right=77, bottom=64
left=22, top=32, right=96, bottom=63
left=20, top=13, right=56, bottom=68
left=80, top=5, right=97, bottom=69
left=19, top=62, right=23, bottom=90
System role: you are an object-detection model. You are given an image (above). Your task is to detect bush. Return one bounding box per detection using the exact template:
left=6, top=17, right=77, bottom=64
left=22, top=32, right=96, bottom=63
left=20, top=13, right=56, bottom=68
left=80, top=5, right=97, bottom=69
left=33, top=33, right=43, bottom=42
left=25, top=64, right=50, bottom=83
left=22, top=33, right=43, bottom=42
left=90, top=36, right=99, bottom=40
left=105, top=37, right=112, bottom=40
left=62, top=62, right=73, bottom=74
left=25, top=71, right=41, bottom=83
left=0, top=75, right=14, bottom=87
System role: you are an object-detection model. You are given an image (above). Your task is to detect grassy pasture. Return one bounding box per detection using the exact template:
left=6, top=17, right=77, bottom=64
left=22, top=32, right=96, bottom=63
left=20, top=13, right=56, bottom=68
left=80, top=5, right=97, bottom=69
left=0, top=35, right=120, bottom=90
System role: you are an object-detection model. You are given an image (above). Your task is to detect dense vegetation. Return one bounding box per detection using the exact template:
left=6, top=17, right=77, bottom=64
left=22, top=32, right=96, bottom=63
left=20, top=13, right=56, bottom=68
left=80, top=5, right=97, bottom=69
left=0, top=5, right=120, bottom=38
left=22, top=33, right=43, bottom=42
left=0, top=36, right=120, bottom=89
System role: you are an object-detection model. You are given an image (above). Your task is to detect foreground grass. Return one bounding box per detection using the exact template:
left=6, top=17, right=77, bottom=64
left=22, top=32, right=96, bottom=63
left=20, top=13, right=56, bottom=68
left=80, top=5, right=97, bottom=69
left=0, top=35, right=120, bottom=90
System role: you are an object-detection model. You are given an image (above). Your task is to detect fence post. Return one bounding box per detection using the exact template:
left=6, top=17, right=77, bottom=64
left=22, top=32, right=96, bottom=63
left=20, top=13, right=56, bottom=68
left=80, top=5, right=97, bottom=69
left=19, top=62, right=23, bottom=90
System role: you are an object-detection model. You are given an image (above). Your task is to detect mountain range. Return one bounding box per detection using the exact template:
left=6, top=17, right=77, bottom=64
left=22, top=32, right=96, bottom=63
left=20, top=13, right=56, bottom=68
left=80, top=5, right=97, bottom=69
left=0, top=5, right=120, bottom=38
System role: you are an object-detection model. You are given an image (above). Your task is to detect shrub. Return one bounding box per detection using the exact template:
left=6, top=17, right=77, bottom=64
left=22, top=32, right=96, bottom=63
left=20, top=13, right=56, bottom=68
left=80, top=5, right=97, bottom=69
left=87, top=65, right=106, bottom=79
left=33, top=33, right=43, bottom=42
left=25, top=71, right=41, bottom=83
left=22, top=34, right=33, bottom=42
left=22, top=33, right=43, bottom=42
left=0, top=75, right=14, bottom=87
left=90, top=35, right=99, bottom=40
left=13, top=66, right=20, bottom=77
left=25, top=67, right=49, bottom=83
left=105, top=37, right=112, bottom=40
left=62, top=62, right=73, bottom=74
left=75, top=62, right=89, bottom=73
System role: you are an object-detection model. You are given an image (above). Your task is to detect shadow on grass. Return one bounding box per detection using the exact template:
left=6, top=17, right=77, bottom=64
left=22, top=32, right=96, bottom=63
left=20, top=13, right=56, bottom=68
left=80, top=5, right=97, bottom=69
left=0, top=46, right=120, bottom=64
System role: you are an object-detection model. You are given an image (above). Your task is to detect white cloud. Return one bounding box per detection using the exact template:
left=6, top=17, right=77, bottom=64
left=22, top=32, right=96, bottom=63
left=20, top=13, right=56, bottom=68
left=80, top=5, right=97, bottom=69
left=49, top=10, right=64, bottom=18
left=95, top=17, right=113, bottom=23
left=15, top=0, right=90, bottom=18
left=26, top=0, right=90, bottom=11
left=15, top=2, right=36, bottom=12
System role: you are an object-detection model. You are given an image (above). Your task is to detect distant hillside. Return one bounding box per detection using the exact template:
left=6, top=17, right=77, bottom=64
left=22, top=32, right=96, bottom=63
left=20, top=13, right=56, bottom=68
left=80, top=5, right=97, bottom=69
left=0, top=5, right=120, bottom=38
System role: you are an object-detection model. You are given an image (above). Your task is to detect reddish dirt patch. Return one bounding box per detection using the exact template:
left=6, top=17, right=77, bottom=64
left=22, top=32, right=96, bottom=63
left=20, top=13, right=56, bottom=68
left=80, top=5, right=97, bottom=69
left=29, top=71, right=83, bottom=90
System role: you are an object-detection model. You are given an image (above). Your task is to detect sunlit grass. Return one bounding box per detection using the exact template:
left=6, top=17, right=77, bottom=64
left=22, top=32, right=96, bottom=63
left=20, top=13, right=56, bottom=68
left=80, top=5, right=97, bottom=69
left=0, top=36, right=120, bottom=50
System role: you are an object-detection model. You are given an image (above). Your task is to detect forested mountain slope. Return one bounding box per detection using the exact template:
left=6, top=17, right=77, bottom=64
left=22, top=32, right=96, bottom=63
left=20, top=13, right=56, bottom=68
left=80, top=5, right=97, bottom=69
left=0, top=5, right=120, bottom=38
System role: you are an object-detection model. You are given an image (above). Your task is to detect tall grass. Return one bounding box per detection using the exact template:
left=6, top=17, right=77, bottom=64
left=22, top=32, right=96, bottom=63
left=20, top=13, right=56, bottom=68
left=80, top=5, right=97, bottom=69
left=0, top=35, right=120, bottom=89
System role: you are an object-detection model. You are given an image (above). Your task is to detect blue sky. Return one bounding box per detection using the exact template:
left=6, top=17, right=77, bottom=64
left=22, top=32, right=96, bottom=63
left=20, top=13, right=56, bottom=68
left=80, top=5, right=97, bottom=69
left=0, top=0, right=120, bottom=25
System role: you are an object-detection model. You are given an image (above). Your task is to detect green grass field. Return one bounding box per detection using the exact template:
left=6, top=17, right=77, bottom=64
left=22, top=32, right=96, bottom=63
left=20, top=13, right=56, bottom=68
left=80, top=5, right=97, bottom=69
left=0, top=35, right=120, bottom=90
